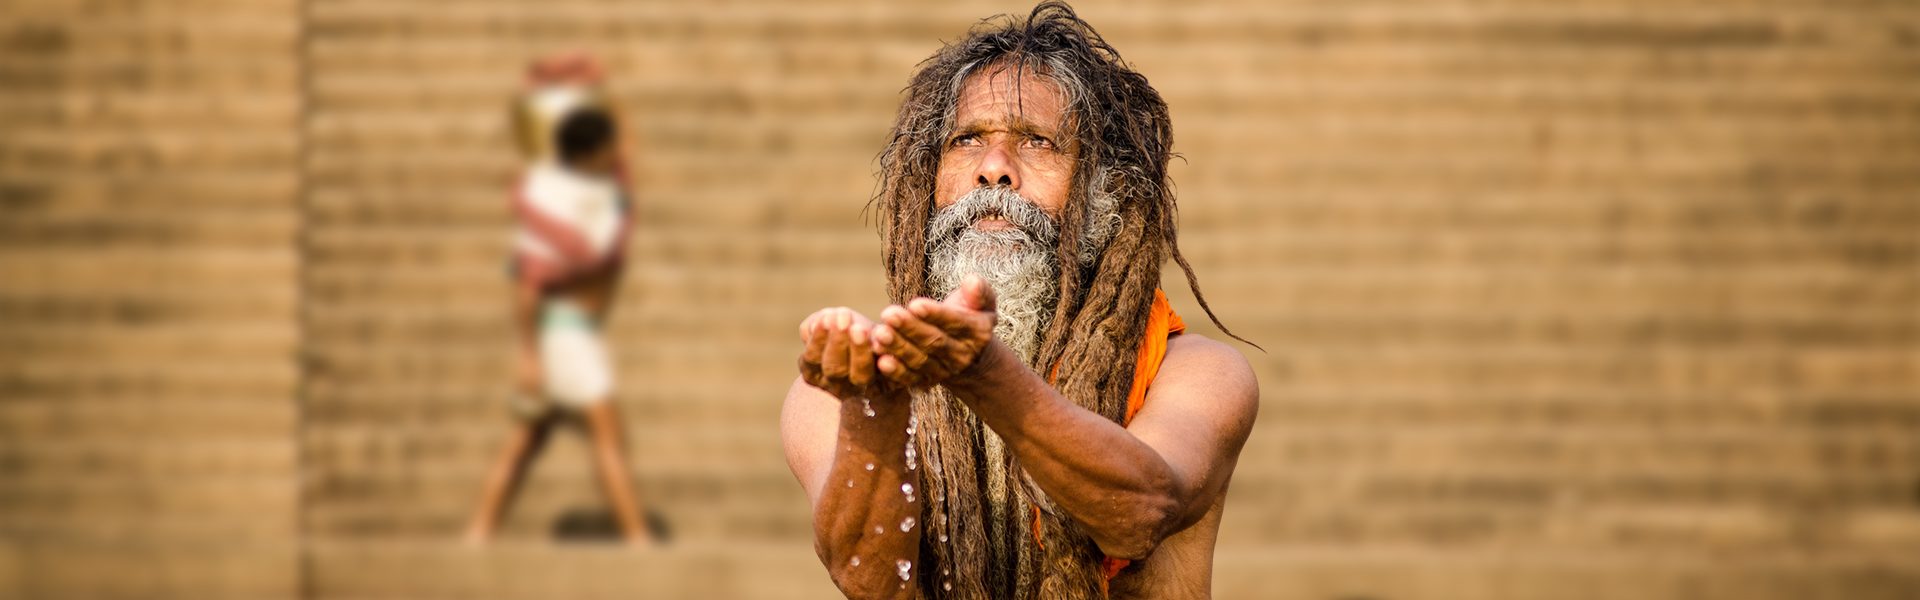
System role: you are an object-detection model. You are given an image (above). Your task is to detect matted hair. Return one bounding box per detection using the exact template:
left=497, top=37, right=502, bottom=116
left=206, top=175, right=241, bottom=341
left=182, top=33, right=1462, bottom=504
left=871, top=2, right=1245, bottom=598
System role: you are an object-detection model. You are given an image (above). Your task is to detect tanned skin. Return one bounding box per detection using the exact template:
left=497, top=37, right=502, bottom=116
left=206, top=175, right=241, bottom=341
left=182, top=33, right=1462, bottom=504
left=780, top=67, right=1258, bottom=599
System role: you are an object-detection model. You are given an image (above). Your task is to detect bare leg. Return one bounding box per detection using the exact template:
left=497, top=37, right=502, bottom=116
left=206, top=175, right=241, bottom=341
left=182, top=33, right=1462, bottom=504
left=584, top=402, right=652, bottom=545
left=465, top=417, right=554, bottom=544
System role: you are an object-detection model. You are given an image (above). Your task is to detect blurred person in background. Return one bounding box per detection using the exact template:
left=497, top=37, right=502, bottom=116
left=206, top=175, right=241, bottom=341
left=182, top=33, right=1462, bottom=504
left=465, top=53, right=653, bottom=546
left=781, top=3, right=1257, bottom=598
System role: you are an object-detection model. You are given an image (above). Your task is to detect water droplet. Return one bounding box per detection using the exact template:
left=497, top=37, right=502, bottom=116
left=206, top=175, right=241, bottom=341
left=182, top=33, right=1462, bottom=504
left=862, top=398, right=876, bottom=418
left=901, top=483, right=914, bottom=495
left=865, top=463, right=875, bottom=471
left=850, top=556, right=861, bottom=567
left=846, top=479, right=854, bottom=488
left=874, top=525, right=884, bottom=534
left=900, top=516, right=916, bottom=532
left=896, top=559, right=912, bottom=581
left=939, top=514, right=947, bottom=526
left=938, top=534, right=948, bottom=543
left=944, top=581, right=952, bottom=591
left=942, top=568, right=950, bottom=576
left=906, top=414, right=917, bottom=435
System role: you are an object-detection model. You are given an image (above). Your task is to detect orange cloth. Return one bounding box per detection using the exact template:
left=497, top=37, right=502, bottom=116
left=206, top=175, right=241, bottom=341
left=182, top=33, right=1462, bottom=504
left=1032, top=289, right=1186, bottom=597
left=1125, top=289, right=1187, bottom=425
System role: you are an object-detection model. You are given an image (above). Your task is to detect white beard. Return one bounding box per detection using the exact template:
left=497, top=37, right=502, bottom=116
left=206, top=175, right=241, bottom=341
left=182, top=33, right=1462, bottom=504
left=926, top=186, right=1062, bottom=365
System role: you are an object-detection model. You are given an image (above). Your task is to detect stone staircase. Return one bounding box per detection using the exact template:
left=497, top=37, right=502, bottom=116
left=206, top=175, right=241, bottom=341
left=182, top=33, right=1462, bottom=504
left=4, top=0, right=1919, bottom=598
left=0, top=0, right=304, bottom=598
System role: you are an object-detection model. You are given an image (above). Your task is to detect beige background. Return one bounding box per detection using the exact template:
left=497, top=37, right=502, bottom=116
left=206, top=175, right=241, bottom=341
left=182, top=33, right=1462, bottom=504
left=2, top=0, right=1917, bottom=598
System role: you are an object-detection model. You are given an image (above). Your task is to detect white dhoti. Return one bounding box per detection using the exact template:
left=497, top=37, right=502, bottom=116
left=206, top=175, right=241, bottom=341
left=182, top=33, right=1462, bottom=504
left=538, top=299, right=613, bottom=408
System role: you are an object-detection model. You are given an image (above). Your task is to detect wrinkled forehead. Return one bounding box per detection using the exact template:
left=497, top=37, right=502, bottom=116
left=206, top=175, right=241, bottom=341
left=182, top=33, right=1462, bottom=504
left=952, top=62, right=1071, bottom=133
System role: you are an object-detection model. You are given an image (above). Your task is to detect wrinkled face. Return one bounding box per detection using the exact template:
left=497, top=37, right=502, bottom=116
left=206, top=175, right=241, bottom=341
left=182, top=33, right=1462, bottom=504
left=934, top=65, right=1075, bottom=223
left=924, top=66, right=1077, bottom=362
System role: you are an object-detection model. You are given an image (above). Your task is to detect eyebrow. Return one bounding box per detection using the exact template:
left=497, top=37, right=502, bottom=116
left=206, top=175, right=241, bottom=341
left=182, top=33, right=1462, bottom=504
left=949, top=115, right=1060, bottom=139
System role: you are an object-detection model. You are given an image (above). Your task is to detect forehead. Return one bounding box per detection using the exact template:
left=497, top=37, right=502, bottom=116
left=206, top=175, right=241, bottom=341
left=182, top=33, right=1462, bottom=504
left=953, top=64, right=1068, bottom=131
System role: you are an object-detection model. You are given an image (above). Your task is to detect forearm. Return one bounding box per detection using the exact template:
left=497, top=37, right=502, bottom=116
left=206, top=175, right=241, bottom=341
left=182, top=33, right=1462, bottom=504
left=945, top=341, right=1184, bottom=558
left=515, top=197, right=598, bottom=265
left=812, top=391, right=924, bottom=599
left=511, top=270, right=543, bottom=354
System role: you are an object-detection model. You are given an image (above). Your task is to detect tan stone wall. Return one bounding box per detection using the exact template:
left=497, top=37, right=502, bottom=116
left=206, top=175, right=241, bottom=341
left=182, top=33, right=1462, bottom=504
left=0, top=0, right=304, bottom=598
left=4, top=1, right=1918, bottom=598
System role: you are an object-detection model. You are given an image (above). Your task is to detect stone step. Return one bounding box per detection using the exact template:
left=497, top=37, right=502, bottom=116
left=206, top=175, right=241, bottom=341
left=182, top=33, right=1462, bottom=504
left=1223, top=505, right=1920, bottom=551
left=307, top=68, right=1920, bottom=118
left=300, top=340, right=1910, bottom=393
left=0, top=398, right=292, bottom=439
left=0, top=171, right=297, bottom=213
left=0, top=476, right=296, bottom=527
left=298, top=302, right=1916, bottom=355
left=1264, top=390, right=1920, bottom=429
left=302, top=185, right=1920, bottom=231
left=0, top=361, right=295, bottom=400
left=1207, top=544, right=1920, bottom=600
left=304, top=36, right=1920, bottom=86
left=305, top=539, right=834, bottom=600
left=0, top=539, right=297, bottom=600
left=0, top=92, right=295, bottom=130
left=1242, top=425, right=1920, bottom=475
left=0, top=129, right=297, bottom=173
left=302, top=111, right=1920, bottom=164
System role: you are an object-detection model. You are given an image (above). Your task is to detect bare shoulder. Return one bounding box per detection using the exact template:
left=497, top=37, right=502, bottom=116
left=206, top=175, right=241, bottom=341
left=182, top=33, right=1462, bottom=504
left=1157, top=333, right=1259, bottom=415
left=1131, top=332, right=1260, bottom=463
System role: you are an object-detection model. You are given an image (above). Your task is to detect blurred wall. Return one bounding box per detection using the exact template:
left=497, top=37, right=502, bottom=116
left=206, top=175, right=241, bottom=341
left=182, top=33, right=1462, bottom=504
left=3, top=0, right=1917, bottom=599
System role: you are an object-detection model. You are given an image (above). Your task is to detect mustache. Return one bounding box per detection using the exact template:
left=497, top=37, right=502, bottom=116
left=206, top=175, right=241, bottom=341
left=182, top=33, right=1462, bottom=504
left=927, top=186, right=1059, bottom=248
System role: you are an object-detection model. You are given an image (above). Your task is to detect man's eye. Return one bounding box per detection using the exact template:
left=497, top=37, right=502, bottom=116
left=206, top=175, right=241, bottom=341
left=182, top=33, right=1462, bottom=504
left=949, top=134, right=979, bottom=147
left=1024, top=136, right=1055, bottom=150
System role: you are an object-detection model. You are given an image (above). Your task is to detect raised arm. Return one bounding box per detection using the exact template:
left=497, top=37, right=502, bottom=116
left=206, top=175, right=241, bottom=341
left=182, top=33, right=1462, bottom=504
left=870, top=276, right=1258, bottom=560
left=780, top=308, right=924, bottom=599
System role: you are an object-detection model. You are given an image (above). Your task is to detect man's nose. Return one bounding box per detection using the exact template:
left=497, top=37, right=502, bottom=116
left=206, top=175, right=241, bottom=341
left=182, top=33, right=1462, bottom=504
left=974, top=144, right=1019, bottom=189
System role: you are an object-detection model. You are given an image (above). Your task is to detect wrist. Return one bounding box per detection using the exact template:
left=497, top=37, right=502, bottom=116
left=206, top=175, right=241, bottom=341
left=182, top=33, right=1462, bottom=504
left=944, top=338, right=1019, bottom=400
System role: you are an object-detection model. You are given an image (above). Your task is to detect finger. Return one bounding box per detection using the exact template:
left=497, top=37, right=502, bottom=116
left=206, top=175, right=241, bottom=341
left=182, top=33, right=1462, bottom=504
left=846, top=309, right=876, bottom=331
left=798, top=354, right=825, bottom=388
left=799, top=309, right=825, bottom=343
left=914, top=300, right=987, bottom=341
left=820, top=309, right=850, bottom=378
left=963, top=274, right=997, bottom=313
left=801, top=314, right=830, bottom=366
left=884, top=305, right=951, bottom=362
left=906, top=297, right=939, bottom=319
left=877, top=354, right=921, bottom=387
left=873, top=322, right=933, bottom=371
left=847, top=325, right=876, bottom=387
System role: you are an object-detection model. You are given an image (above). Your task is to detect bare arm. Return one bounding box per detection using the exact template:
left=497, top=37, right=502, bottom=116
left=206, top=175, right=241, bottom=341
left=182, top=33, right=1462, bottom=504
left=780, top=309, right=924, bottom=599
left=870, top=276, right=1258, bottom=559
left=514, top=187, right=600, bottom=267
left=946, top=334, right=1257, bottom=559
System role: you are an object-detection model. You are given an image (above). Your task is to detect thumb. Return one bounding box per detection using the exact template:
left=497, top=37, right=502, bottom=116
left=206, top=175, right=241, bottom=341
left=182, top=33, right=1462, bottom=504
left=960, top=273, right=997, bottom=313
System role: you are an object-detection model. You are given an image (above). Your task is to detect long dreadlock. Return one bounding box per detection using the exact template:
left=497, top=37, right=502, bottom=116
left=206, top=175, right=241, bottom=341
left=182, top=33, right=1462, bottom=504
left=871, top=3, right=1247, bottom=598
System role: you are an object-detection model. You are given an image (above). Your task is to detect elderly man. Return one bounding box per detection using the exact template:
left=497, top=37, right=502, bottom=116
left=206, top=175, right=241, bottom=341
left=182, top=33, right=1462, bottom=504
left=781, top=3, right=1258, bottom=598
